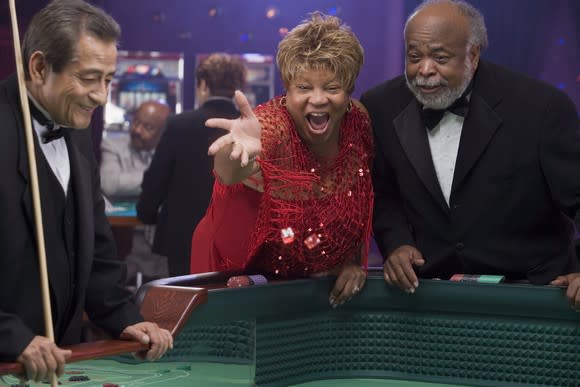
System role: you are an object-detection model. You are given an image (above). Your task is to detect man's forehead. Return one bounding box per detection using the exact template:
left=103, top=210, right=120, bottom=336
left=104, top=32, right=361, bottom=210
left=405, top=15, right=469, bottom=50
left=407, top=4, right=469, bottom=38
left=67, top=35, right=117, bottom=67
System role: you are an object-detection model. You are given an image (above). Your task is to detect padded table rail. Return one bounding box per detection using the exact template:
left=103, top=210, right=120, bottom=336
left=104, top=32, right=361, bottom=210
left=138, top=273, right=580, bottom=386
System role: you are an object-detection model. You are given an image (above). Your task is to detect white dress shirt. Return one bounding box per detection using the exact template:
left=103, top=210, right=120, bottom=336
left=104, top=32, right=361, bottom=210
left=426, top=112, right=464, bottom=206
left=29, top=96, right=70, bottom=196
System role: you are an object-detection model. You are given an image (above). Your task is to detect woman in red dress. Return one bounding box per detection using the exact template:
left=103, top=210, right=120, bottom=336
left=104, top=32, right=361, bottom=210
left=191, top=12, right=373, bottom=307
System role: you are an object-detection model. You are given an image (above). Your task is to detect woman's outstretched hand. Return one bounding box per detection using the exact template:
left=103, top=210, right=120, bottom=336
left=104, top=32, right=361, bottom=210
left=206, top=90, right=262, bottom=168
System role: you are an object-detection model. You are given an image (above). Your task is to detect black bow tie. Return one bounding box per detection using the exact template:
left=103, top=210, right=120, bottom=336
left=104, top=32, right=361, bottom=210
left=420, top=97, right=470, bottom=130
left=29, top=99, right=70, bottom=143
left=420, top=83, right=474, bottom=131
left=41, top=127, right=70, bottom=143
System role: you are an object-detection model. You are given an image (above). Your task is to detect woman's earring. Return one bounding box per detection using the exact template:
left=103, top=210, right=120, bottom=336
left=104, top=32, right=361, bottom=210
left=280, top=95, right=287, bottom=107
left=346, top=100, right=353, bottom=112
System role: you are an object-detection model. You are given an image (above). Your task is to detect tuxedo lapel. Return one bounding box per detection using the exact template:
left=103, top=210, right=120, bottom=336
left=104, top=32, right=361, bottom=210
left=66, top=133, right=92, bottom=288
left=393, top=99, right=448, bottom=211
left=7, top=76, right=36, bottom=233
left=451, top=64, right=503, bottom=193
left=18, top=135, right=35, bottom=231
left=451, top=96, right=502, bottom=191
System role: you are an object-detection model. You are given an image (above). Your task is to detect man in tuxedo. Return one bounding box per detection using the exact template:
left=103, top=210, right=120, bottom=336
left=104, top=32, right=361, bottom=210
left=0, top=0, right=172, bottom=382
left=361, top=0, right=580, bottom=305
left=137, top=53, right=245, bottom=276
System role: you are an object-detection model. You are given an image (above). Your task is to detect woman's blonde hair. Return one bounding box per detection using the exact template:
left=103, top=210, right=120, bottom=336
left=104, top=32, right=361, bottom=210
left=276, top=12, right=364, bottom=94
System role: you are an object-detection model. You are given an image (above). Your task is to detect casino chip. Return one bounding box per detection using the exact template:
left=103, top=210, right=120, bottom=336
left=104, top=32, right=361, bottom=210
left=227, top=274, right=268, bottom=288
left=102, top=383, right=119, bottom=387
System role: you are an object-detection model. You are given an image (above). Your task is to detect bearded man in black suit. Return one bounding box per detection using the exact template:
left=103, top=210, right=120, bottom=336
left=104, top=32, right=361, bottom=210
left=361, top=0, right=580, bottom=306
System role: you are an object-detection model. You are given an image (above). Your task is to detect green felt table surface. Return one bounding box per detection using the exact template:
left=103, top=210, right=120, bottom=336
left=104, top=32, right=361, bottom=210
left=0, top=359, right=253, bottom=386
left=0, top=359, right=466, bottom=386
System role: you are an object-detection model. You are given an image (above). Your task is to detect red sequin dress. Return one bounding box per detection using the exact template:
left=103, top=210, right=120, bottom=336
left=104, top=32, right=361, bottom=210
left=190, top=96, right=373, bottom=278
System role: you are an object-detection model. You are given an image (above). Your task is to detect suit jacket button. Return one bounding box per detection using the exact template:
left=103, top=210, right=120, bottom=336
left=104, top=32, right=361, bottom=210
left=455, top=242, right=465, bottom=251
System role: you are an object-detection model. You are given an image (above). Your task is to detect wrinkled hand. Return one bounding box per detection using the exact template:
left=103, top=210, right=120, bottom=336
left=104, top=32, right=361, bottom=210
left=16, top=335, right=71, bottom=382
left=384, top=245, right=425, bottom=293
left=325, top=261, right=367, bottom=307
left=206, top=90, right=262, bottom=167
left=550, top=272, right=580, bottom=310
left=120, top=322, right=173, bottom=361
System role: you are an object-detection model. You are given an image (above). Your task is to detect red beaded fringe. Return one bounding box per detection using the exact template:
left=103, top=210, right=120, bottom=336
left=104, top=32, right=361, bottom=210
left=244, top=96, right=374, bottom=278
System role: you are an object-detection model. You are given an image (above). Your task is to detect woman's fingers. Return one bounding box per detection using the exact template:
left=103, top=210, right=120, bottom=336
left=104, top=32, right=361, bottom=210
left=208, top=133, right=234, bottom=155
left=229, top=141, right=243, bottom=160
left=233, top=90, right=253, bottom=117
left=205, top=117, right=234, bottom=131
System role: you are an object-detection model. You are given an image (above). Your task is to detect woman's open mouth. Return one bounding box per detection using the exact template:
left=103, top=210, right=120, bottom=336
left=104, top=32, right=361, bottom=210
left=306, top=112, right=330, bottom=134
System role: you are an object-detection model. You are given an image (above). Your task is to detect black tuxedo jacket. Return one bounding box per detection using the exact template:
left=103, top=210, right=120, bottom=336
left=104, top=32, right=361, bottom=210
left=137, top=98, right=239, bottom=276
left=361, top=61, right=580, bottom=284
left=0, top=75, right=142, bottom=360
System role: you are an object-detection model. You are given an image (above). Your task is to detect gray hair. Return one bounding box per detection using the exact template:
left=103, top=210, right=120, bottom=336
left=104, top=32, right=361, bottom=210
left=22, top=0, right=120, bottom=79
left=405, top=0, right=488, bottom=51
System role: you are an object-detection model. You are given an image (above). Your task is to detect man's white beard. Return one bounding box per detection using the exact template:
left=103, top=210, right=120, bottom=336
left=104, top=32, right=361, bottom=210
left=406, top=57, right=474, bottom=109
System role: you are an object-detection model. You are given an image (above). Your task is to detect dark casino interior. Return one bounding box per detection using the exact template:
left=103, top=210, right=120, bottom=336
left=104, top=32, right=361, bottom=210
left=0, top=1, right=580, bottom=386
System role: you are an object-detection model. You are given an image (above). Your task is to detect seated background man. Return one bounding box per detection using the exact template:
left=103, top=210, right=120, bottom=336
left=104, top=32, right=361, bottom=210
left=100, top=100, right=171, bottom=286
left=100, top=100, right=171, bottom=199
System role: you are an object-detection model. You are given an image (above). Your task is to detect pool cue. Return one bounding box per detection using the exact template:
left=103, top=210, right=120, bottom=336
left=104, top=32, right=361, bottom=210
left=8, top=1, right=59, bottom=386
